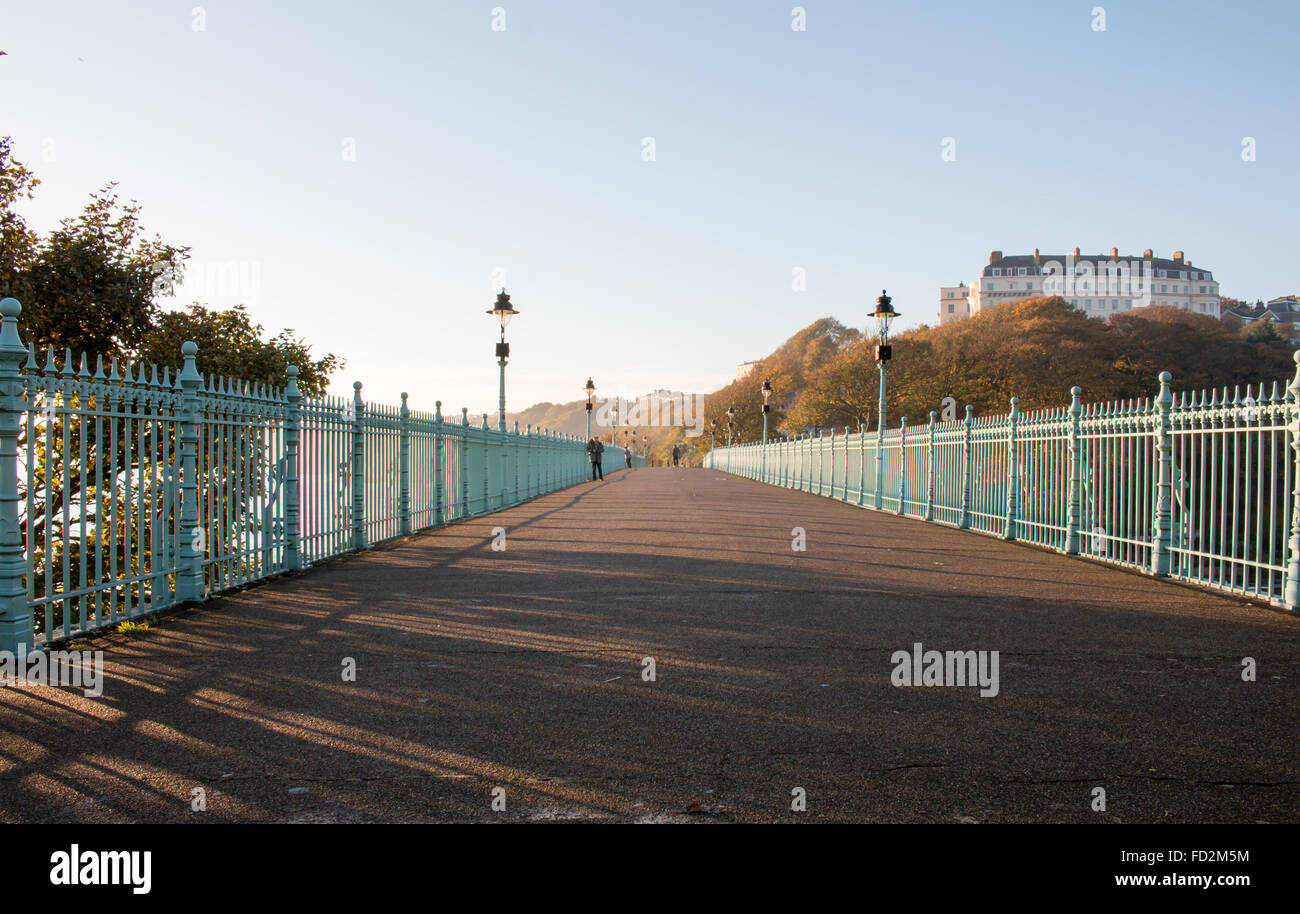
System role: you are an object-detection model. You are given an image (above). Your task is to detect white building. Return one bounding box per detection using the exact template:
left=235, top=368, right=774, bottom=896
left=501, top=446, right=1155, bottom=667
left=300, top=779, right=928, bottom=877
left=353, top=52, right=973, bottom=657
left=735, top=360, right=762, bottom=381
left=939, top=249, right=1221, bottom=323
left=939, top=283, right=970, bottom=324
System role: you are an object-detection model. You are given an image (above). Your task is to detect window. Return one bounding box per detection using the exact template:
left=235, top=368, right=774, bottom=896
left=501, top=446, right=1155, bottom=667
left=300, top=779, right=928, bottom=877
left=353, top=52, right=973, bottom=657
left=1016, top=267, right=1027, bottom=276
left=1112, top=300, right=1119, bottom=310
left=948, top=303, right=955, bottom=313
left=991, top=268, right=1001, bottom=276
left=1200, top=285, right=1207, bottom=293
left=1160, top=284, right=1167, bottom=293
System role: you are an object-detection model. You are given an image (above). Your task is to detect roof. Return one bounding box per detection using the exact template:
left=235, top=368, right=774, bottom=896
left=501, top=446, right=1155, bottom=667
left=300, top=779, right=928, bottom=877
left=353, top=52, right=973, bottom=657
left=1223, top=299, right=1300, bottom=323
left=983, top=253, right=1213, bottom=280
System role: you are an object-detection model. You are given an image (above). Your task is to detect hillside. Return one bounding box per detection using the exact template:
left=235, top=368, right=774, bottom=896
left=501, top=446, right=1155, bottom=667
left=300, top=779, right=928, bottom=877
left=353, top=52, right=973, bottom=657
left=499, top=300, right=1295, bottom=467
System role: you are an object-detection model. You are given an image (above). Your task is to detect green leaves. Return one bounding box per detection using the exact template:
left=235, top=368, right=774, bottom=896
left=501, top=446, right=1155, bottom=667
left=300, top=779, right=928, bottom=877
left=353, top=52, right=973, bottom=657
left=137, top=304, right=341, bottom=398
left=0, top=135, right=341, bottom=395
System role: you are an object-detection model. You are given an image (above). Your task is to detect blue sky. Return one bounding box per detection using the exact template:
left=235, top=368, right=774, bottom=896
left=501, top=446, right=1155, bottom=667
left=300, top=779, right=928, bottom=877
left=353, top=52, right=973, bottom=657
left=3, top=0, right=1297, bottom=415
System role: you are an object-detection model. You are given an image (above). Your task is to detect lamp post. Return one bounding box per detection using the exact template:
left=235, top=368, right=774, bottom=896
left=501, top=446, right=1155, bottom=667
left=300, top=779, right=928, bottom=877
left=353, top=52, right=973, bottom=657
left=872, top=289, right=898, bottom=510
left=726, top=406, right=735, bottom=447
left=584, top=377, right=595, bottom=440
left=761, top=378, right=773, bottom=481
left=709, top=419, right=716, bottom=451
left=487, top=289, right=520, bottom=431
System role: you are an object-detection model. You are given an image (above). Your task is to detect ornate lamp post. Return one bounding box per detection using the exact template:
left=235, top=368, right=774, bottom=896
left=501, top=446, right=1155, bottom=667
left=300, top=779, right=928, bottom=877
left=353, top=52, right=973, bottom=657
left=487, top=290, right=519, bottom=431
left=726, top=406, right=735, bottom=447
left=709, top=419, right=716, bottom=451
left=872, top=289, right=898, bottom=509
left=584, top=377, right=595, bottom=440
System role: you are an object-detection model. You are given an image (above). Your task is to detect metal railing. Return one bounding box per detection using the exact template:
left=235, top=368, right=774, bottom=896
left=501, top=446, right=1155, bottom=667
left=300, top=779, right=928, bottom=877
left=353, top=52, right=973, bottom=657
left=0, top=297, right=642, bottom=650
left=706, top=359, right=1300, bottom=612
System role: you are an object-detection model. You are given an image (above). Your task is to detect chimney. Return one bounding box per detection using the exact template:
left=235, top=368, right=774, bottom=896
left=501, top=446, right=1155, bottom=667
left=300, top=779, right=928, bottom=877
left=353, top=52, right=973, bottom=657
left=1109, top=247, right=1118, bottom=258
left=989, top=250, right=1002, bottom=265
left=1073, top=247, right=1080, bottom=258
left=1173, top=250, right=1184, bottom=264
left=1033, top=248, right=1041, bottom=265
left=1143, top=248, right=1153, bottom=259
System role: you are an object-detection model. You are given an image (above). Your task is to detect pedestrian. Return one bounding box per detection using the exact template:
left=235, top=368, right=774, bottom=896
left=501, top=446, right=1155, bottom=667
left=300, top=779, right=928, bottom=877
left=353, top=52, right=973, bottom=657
left=624, top=444, right=632, bottom=468
left=671, top=444, right=680, bottom=467
left=586, top=437, right=604, bottom=481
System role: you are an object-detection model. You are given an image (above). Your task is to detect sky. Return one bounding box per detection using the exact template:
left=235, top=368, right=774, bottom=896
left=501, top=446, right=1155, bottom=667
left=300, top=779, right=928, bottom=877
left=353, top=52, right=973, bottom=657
left=2, top=0, right=1297, bottom=417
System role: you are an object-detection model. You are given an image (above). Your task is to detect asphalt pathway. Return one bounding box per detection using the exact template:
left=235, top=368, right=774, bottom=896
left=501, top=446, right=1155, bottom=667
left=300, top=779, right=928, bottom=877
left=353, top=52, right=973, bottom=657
left=2, top=467, right=1297, bottom=823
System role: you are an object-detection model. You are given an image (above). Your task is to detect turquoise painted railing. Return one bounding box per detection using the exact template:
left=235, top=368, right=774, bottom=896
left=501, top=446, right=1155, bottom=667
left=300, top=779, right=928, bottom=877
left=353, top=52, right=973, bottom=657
left=0, top=298, right=641, bottom=650
left=706, top=357, right=1300, bottom=612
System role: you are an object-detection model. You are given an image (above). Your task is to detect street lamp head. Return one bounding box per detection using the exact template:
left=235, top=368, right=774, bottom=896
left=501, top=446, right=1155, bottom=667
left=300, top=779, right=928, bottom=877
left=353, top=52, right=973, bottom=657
left=762, top=378, right=773, bottom=413
left=873, top=290, right=897, bottom=363
left=872, top=289, right=897, bottom=336
left=487, top=289, right=519, bottom=334
left=585, top=377, right=595, bottom=410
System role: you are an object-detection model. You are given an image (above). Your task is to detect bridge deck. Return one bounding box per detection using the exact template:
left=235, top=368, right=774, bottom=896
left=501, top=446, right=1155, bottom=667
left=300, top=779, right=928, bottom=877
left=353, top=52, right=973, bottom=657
left=2, top=467, right=1296, bottom=823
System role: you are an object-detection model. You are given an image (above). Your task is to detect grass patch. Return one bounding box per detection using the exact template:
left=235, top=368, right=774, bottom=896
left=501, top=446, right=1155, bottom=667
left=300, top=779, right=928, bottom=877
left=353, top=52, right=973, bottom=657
left=116, top=614, right=158, bottom=634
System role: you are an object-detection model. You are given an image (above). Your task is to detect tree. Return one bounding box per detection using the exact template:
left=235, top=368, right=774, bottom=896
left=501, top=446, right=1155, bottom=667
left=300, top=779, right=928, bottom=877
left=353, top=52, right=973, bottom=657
left=734, top=297, right=1300, bottom=442
left=0, top=137, right=40, bottom=298
left=13, top=181, right=187, bottom=359
left=1, top=137, right=343, bottom=636
left=137, top=304, right=341, bottom=398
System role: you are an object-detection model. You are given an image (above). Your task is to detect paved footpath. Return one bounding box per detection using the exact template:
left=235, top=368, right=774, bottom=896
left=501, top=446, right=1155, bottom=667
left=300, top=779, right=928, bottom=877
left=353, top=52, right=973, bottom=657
left=2, top=467, right=1297, bottom=823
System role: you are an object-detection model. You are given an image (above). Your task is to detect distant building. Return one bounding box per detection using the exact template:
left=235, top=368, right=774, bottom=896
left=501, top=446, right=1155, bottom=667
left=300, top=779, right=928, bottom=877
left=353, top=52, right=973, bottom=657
left=1221, top=296, right=1300, bottom=336
left=735, top=360, right=762, bottom=381
left=938, top=283, right=970, bottom=324
left=939, top=248, right=1221, bottom=323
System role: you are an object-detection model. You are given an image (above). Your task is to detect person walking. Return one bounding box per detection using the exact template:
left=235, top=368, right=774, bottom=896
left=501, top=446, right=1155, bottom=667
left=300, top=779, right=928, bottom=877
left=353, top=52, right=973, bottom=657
left=586, top=437, right=605, bottom=481
left=624, top=444, right=632, bottom=468
left=671, top=444, right=681, bottom=467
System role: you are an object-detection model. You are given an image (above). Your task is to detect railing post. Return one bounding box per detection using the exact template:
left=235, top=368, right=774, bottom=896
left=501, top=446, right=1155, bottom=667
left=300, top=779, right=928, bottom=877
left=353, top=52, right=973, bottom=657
left=1003, top=397, right=1019, bottom=541
left=925, top=411, right=936, bottom=522
left=0, top=299, right=30, bottom=655
left=351, top=381, right=367, bottom=550
left=857, top=423, right=866, bottom=505
left=1283, top=353, right=1300, bottom=610
left=959, top=405, right=972, bottom=530
left=525, top=424, right=533, bottom=497
left=460, top=408, right=470, bottom=515
left=434, top=401, right=445, bottom=526
left=481, top=414, right=490, bottom=509
left=841, top=427, right=849, bottom=499
left=174, top=341, right=205, bottom=603
left=513, top=420, right=520, bottom=503
left=898, top=417, right=907, bottom=515
left=399, top=392, right=411, bottom=536
left=1064, top=386, right=1082, bottom=555
left=812, top=432, right=820, bottom=495
left=827, top=428, right=835, bottom=497
left=284, top=364, right=302, bottom=570
left=1151, top=372, right=1174, bottom=577
left=874, top=414, right=885, bottom=511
